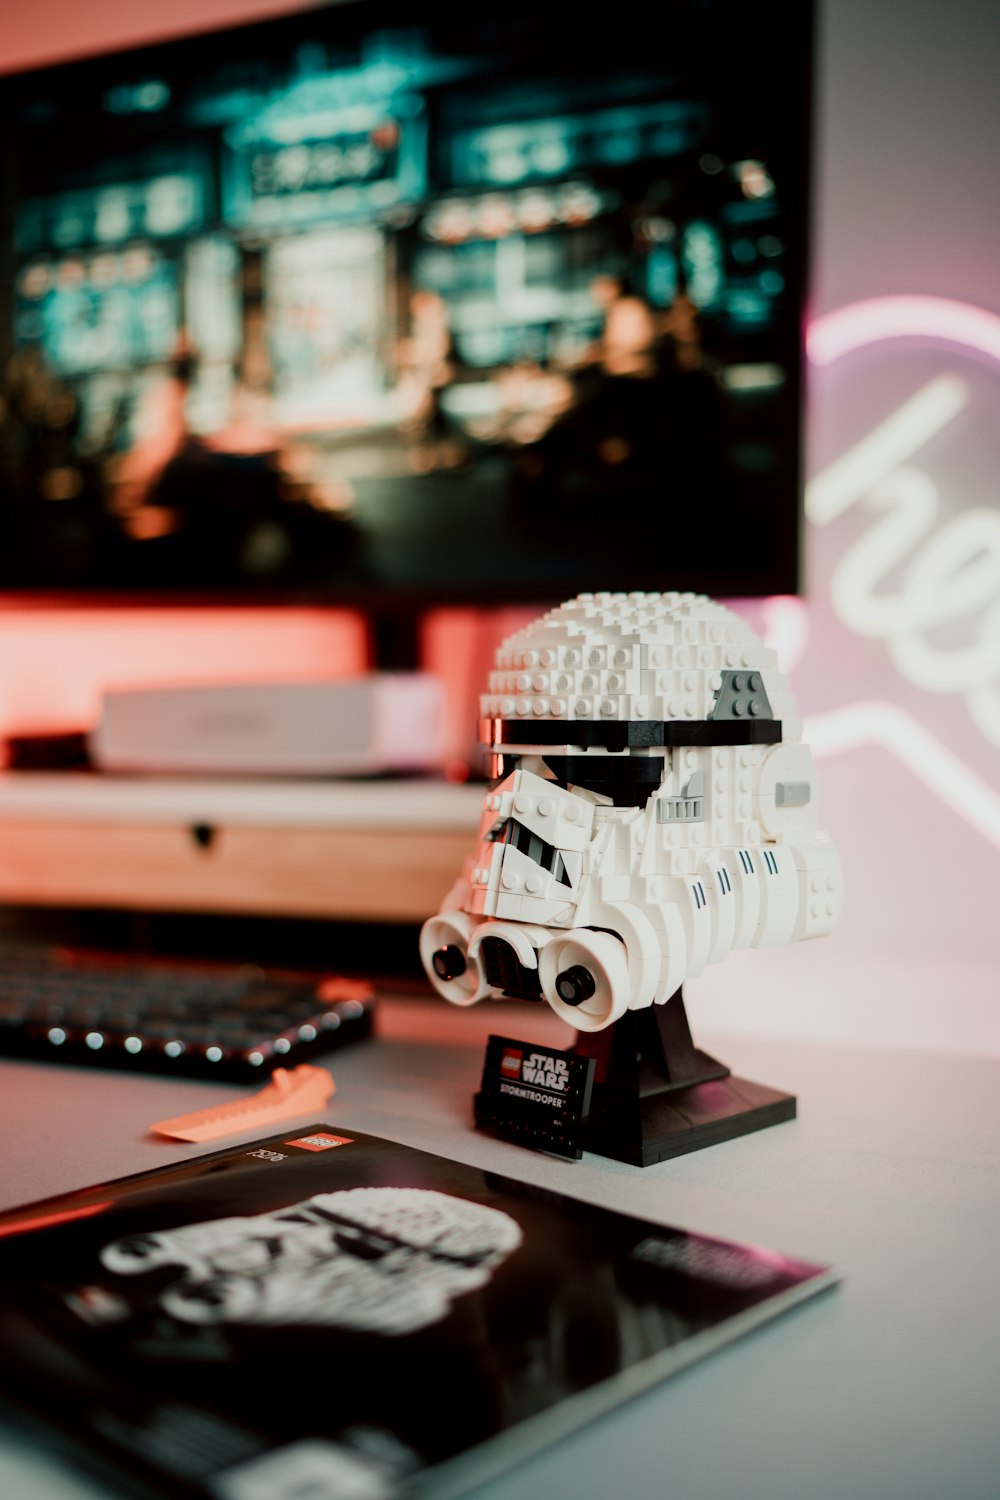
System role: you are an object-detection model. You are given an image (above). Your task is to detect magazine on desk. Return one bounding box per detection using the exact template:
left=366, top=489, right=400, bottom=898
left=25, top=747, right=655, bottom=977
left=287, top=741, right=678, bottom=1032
left=0, top=1125, right=837, bottom=1500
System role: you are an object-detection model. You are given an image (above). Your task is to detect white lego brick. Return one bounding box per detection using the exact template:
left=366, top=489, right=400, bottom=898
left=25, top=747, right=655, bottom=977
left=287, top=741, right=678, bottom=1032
left=465, top=884, right=497, bottom=918
left=751, top=845, right=801, bottom=948
left=467, top=918, right=549, bottom=974
left=504, top=770, right=595, bottom=851
left=585, top=891, right=666, bottom=1008
left=501, top=891, right=578, bottom=926
left=699, top=854, right=738, bottom=965
left=597, top=874, right=630, bottom=903
left=477, top=795, right=503, bottom=841
left=673, top=872, right=713, bottom=979
left=729, top=848, right=762, bottom=950
left=492, top=890, right=569, bottom=924
left=789, top=839, right=844, bottom=940
left=753, top=742, right=821, bottom=840
left=491, top=890, right=524, bottom=922
left=493, top=844, right=575, bottom=907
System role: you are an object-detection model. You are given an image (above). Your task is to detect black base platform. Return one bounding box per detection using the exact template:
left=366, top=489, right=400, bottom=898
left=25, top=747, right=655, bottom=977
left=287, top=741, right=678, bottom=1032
left=573, top=989, right=796, bottom=1167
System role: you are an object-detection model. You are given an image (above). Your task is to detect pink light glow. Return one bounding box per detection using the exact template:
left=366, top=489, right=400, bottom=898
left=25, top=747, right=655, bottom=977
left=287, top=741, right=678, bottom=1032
left=0, top=1199, right=111, bottom=1239
left=0, top=607, right=367, bottom=738
left=757, top=594, right=810, bottom=675
left=807, top=294, right=1000, bottom=367
left=805, top=701, right=1000, bottom=855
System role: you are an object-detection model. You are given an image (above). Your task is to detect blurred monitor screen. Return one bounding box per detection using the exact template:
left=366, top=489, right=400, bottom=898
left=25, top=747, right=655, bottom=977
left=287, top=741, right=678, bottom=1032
left=0, top=0, right=814, bottom=605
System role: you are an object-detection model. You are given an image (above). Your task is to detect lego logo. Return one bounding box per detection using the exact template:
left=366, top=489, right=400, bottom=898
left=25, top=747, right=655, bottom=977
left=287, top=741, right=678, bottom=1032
left=285, top=1133, right=354, bottom=1152
left=500, top=1049, right=522, bottom=1078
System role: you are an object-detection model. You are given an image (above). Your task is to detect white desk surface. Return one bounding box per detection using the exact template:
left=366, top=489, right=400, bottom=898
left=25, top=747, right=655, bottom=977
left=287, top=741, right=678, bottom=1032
left=0, top=991, right=997, bottom=1500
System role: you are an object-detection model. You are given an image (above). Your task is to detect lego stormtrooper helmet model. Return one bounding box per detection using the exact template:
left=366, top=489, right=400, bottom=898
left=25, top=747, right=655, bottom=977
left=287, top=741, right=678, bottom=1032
left=420, top=591, right=842, bottom=1032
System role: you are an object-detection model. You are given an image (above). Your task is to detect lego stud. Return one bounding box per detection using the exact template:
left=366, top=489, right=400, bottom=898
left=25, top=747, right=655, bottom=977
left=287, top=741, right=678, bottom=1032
left=432, top=945, right=467, bottom=982
left=554, top=965, right=596, bottom=1006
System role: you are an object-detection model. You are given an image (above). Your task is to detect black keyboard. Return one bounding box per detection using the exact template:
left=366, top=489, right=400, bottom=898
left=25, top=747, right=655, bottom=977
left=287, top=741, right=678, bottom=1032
left=0, top=950, right=375, bottom=1080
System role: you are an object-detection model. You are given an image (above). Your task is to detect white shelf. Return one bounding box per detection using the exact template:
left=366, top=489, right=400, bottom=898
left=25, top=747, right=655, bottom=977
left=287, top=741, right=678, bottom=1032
left=0, top=772, right=484, bottom=830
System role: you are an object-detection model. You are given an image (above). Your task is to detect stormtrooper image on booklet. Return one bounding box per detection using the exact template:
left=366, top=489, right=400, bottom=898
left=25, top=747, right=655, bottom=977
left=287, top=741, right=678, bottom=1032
left=0, top=1126, right=836, bottom=1500
left=100, top=1187, right=523, bottom=1334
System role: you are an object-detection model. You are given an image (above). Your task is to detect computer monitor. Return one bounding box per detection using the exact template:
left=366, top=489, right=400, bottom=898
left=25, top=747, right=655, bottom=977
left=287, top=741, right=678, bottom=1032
left=0, top=0, right=814, bottom=652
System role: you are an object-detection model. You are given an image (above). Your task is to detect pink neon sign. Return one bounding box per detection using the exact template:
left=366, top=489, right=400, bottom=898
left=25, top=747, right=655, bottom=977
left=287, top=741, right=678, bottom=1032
left=807, top=294, right=1000, bottom=368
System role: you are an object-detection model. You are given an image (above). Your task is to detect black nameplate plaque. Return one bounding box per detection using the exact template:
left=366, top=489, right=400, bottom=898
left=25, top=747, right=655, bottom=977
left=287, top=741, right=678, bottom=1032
left=474, top=1034, right=596, bottom=1160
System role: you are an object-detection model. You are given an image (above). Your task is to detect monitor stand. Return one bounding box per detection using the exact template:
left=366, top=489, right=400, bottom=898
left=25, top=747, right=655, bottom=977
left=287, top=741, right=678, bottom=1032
left=572, top=988, right=796, bottom=1167
left=370, top=608, right=422, bottom=672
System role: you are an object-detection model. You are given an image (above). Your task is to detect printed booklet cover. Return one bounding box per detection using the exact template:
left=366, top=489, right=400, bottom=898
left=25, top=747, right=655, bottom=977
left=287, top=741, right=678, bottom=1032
left=0, top=1124, right=838, bottom=1500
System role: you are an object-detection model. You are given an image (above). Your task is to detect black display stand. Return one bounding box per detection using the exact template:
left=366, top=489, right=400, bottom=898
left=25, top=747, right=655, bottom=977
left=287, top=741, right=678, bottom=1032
left=473, top=1035, right=596, bottom=1160
left=572, top=988, right=796, bottom=1167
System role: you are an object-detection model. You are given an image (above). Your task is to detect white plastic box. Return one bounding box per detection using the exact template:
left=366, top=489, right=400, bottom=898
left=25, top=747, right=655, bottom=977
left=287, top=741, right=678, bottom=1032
left=90, top=674, right=446, bottom=777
